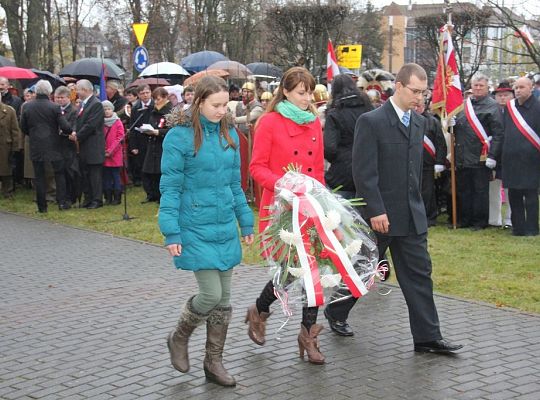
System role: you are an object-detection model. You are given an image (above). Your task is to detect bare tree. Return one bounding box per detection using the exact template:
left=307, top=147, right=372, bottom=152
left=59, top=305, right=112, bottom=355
left=0, top=0, right=45, bottom=67
left=482, top=0, right=540, bottom=71
left=414, top=5, right=493, bottom=88
left=265, top=2, right=349, bottom=69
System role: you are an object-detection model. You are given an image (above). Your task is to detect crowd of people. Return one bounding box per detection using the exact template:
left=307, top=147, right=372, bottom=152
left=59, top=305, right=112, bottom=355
left=0, top=63, right=538, bottom=387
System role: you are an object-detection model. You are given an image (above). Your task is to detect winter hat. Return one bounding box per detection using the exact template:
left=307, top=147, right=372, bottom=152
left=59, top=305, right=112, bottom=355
left=164, top=85, right=184, bottom=101
left=102, top=100, right=114, bottom=110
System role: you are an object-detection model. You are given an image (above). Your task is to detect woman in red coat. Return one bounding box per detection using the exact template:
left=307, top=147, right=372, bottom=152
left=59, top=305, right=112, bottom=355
left=246, top=67, right=326, bottom=364
left=102, top=100, right=125, bottom=205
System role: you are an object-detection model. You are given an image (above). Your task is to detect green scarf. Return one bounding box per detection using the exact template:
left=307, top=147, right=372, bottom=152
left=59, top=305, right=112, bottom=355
left=275, top=100, right=316, bottom=125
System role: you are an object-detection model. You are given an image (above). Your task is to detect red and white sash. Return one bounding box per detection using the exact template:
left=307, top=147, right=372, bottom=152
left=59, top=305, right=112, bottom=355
left=464, top=98, right=490, bottom=155
left=423, top=135, right=436, bottom=159
left=506, top=99, right=540, bottom=153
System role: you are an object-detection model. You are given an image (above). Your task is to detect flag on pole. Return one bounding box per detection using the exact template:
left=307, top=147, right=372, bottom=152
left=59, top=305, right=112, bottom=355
left=431, top=25, right=463, bottom=119
left=99, top=62, right=107, bottom=102
left=327, top=39, right=340, bottom=89
left=514, top=25, right=535, bottom=45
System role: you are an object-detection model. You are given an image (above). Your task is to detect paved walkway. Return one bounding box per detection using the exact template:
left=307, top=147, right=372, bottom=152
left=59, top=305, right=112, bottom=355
left=1, top=211, right=539, bottom=400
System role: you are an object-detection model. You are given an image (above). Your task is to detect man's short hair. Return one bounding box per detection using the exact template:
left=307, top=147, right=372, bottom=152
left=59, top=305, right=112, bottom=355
left=137, top=84, right=151, bottom=94
left=76, top=79, right=93, bottom=92
left=183, top=85, right=194, bottom=94
left=471, top=73, right=489, bottom=84
left=54, top=86, right=71, bottom=97
left=395, top=63, right=427, bottom=85
left=35, top=80, right=53, bottom=96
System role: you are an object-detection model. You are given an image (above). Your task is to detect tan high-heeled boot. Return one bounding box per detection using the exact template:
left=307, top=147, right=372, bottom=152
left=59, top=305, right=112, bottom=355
left=203, top=306, right=236, bottom=387
left=167, top=296, right=209, bottom=373
left=297, top=324, right=325, bottom=364
left=245, top=304, right=270, bottom=345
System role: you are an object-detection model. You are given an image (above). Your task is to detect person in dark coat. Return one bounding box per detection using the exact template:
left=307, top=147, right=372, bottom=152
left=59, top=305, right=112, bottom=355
left=54, top=85, right=80, bottom=205
left=416, top=99, right=447, bottom=226
left=453, top=74, right=504, bottom=230
left=0, top=76, right=23, bottom=117
left=324, top=74, right=374, bottom=198
left=20, top=80, right=72, bottom=212
left=106, top=80, right=128, bottom=114
left=353, top=63, right=463, bottom=354
left=502, top=77, right=540, bottom=236
left=69, top=79, right=105, bottom=209
left=141, top=87, right=172, bottom=203
left=322, top=74, right=373, bottom=337
left=127, top=84, right=153, bottom=187
left=0, top=103, right=21, bottom=198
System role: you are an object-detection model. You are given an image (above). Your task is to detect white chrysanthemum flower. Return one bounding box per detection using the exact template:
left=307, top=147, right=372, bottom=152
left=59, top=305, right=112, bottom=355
left=322, top=210, right=341, bottom=231
left=288, top=267, right=305, bottom=277
left=345, top=239, right=363, bottom=256
left=279, top=229, right=296, bottom=245
left=320, top=273, right=342, bottom=288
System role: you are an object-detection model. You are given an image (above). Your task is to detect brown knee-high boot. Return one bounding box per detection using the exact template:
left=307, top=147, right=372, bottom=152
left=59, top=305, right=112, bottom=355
left=203, top=306, right=236, bottom=387
left=298, top=324, right=325, bottom=364
left=167, top=296, right=209, bottom=373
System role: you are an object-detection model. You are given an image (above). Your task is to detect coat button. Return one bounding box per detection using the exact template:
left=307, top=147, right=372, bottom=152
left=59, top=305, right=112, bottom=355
left=307, top=167, right=312, bottom=172
left=308, top=151, right=312, bottom=155
left=294, top=150, right=298, bottom=155
left=312, top=137, right=316, bottom=141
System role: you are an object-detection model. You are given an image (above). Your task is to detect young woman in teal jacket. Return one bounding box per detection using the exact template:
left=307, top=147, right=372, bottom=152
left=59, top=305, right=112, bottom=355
left=159, top=76, right=254, bottom=387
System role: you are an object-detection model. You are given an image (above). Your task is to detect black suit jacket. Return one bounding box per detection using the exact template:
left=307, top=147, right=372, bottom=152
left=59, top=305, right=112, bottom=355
left=128, top=99, right=154, bottom=152
left=76, top=95, right=105, bottom=164
left=352, top=100, right=428, bottom=236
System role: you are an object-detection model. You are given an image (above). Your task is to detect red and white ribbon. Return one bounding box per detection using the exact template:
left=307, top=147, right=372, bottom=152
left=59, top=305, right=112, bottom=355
left=507, top=99, right=540, bottom=153
left=465, top=97, right=490, bottom=155
left=423, top=135, right=436, bottom=159
left=280, top=182, right=368, bottom=307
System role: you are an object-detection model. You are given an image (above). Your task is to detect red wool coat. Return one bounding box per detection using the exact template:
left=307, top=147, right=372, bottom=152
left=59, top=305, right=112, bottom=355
left=249, top=111, right=325, bottom=234
left=103, top=119, right=125, bottom=167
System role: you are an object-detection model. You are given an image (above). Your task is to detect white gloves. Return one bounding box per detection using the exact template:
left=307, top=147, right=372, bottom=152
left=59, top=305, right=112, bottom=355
left=447, top=117, right=456, bottom=127
left=434, top=164, right=445, bottom=173
left=485, top=158, right=497, bottom=169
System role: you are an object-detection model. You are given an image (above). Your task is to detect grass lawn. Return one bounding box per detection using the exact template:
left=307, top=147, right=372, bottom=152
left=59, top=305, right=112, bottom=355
left=1, top=186, right=539, bottom=314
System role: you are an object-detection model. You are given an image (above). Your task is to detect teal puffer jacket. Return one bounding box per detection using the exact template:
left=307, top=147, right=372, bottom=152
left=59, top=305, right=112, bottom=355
left=159, top=115, right=254, bottom=271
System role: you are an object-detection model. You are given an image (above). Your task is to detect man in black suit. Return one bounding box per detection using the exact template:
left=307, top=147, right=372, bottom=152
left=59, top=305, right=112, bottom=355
left=55, top=85, right=80, bottom=205
left=69, top=79, right=104, bottom=209
left=350, top=63, right=462, bottom=353
left=128, top=85, right=153, bottom=189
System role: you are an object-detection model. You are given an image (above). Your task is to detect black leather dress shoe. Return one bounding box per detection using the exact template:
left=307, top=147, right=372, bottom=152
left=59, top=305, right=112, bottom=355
left=58, top=203, right=71, bottom=210
left=324, top=308, right=354, bottom=336
left=86, top=201, right=103, bottom=209
left=414, top=339, right=463, bottom=354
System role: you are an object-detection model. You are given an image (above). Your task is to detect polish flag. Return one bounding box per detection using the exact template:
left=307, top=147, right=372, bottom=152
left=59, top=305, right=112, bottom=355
left=515, top=25, right=535, bottom=45
left=431, top=24, right=463, bottom=119
left=327, top=40, right=340, bottom=87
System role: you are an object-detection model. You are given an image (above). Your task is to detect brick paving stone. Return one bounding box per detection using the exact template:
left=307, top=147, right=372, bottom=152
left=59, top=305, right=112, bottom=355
left=1, top=211, right=539, bottom=399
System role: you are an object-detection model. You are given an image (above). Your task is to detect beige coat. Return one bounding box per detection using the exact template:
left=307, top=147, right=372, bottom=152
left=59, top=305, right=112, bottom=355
left=0, top=104, right=21, bottom=176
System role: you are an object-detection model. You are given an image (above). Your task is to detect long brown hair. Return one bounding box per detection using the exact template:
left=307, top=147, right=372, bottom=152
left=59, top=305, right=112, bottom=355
left=266, top=67, right=317, bottom=115
left=191, top=75, right=236, bottom=154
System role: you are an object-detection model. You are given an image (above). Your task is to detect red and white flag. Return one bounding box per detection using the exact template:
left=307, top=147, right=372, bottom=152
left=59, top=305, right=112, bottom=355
left=431, top=25, right=463, bottom=119
left=515, top=25, right=535, bottom=45
left=327, top=39, right=340, bottom=89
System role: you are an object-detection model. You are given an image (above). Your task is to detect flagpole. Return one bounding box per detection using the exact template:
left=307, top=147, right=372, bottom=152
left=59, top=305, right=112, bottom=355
left=445, top=0, right=458, bottom=230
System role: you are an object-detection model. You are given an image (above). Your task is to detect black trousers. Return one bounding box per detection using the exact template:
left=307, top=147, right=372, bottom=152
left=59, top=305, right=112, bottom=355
left=326, top=232, right=442, bottom=343
left=33, top=159, right=67, bottom=210
left=421, top=167, right=437, bottom=224
left=142, top=172, right=161, bottom=201
left=81, top=162, right=103, bottom=204
left=508, top=188, right=539, bottom=235
left=456, top=167, right=491, bottom=228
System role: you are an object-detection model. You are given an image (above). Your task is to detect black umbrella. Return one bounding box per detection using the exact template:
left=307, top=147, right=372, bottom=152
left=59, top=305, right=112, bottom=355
left=59, top=58, right=125, bottom=81
left=0, top=56, right=16, bottom=67
left=246, top=62, right=283, bottom=78
left=26, top=69, right=66, bottom=88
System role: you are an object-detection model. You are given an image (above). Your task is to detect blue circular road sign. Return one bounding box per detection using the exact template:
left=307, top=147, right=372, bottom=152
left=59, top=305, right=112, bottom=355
left=134, top=46, right=149, bottom=72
